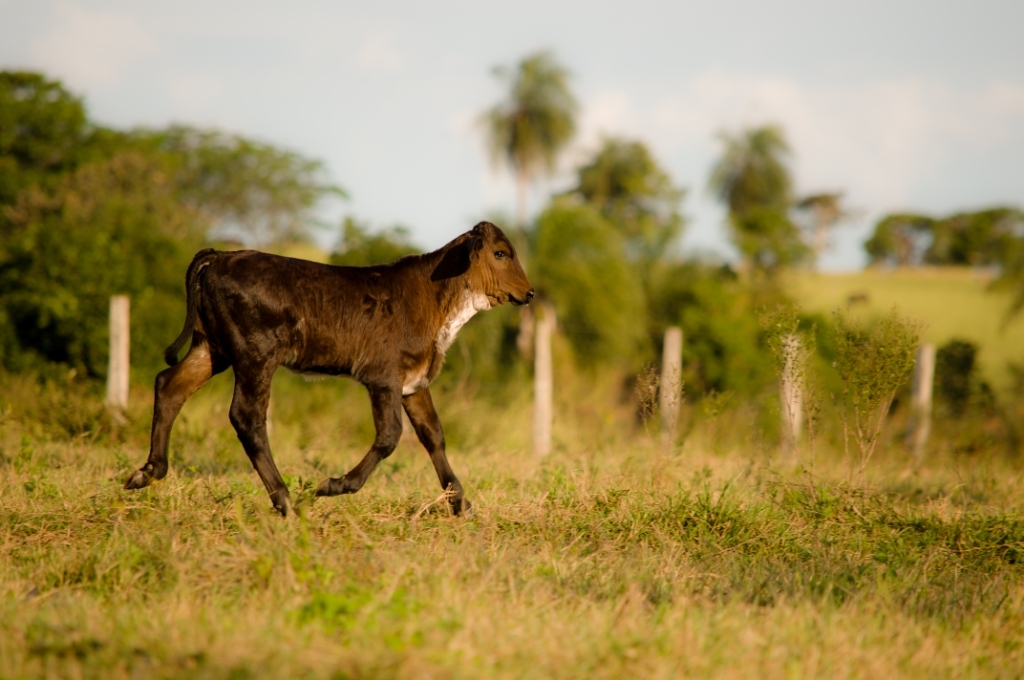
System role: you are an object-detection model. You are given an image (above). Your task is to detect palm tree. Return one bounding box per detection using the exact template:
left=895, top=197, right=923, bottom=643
left=481, top=51, right=578, bottom=228
left=708, top=124, right=805, bottom=271
left=709, top=124, right=792, bottom=215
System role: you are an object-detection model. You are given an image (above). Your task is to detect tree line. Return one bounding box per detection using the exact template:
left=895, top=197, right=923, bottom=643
left=3, top=58, right=1023, bottom=408
left=0, top=71, right=342, bottom=377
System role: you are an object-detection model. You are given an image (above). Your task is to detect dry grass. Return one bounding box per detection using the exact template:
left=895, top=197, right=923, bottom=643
left=1, top=369, right=1024, bottom=679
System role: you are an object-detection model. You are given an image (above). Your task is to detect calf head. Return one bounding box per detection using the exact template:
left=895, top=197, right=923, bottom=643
left=467, top=221, right=534, bottom=306
left=432, top=221, right=535, bottom=306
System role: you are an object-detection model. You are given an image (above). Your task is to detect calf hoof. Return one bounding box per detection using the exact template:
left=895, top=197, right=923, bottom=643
left=453, top=498, right=473, bottom=518
left=315, top=477, right=355, bottom=497
left=123, top=464, right=163, bottom=490
left=270, top=489, right=293, bottom=517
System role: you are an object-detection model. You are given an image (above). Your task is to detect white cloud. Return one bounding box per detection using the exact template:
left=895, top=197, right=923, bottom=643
left=651, top=72, right=1024, bottom=209
left=30, top=3, right=159, bottom=89
left=567, top=73, right=1024, bottom=267
left=579, top=90, right=635, bottom=139
left=167, top=74, right=223, bottom=115
left=354, top=32, right=404, bottom=73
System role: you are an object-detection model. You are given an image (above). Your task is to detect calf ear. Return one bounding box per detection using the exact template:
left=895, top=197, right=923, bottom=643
left=431, top=238, right=477, bottom=281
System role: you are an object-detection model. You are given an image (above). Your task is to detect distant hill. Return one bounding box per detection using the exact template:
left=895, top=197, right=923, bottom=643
left=786, top=267, right=1024, bottom=395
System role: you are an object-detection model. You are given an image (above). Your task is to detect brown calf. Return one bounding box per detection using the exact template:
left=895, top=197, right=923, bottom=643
left=124, top=221, right=533, bottom=517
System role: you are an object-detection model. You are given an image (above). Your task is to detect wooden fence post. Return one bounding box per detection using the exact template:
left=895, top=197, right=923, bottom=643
left=660, top=327, right=683, bottom=448
left=533, top=302, right=554, bottom=459
left=106, top=295, right=130, bottom=410
left=780, top=333, right=803, bottom=455
left=907, top=343, right=936, bottom=459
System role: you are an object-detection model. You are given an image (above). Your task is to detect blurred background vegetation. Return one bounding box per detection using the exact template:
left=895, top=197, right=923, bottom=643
left=3, top=56, right=1024, bottom=459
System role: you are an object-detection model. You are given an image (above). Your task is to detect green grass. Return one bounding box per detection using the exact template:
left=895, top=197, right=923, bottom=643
left=786, top=267, right=1024, bottom=395
left=2, top=369, right=1024, bottom=678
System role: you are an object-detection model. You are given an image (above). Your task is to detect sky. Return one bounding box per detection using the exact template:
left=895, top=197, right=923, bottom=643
left=2, top=0, right=1023, bottom=269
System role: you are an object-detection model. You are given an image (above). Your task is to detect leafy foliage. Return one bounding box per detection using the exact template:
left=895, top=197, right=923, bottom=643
left=864, top=213, right=934, bottom=266
left=928, top=208, right=1024, bottom=267
left=933, top=339, right=997, bottom=419
left=531, top=199, right=645, bottom=365
left=728, top=206, right=809, bottom=272
left=568, top=137, right=685, bottom=264
left=864, top=207, right=1024, bottom=268
left=709, top=125, right=792, bottom=215
left=328, top=218, right=420, bottom=267
left=132, top=125, right=345, bottom=246
left=0, top=153, right=204, bottom=376
left=647, top=260, right=774, bottom=396
left=0, top=71, right=91, bottom=205
left=0, top=70, right=343, bottom=378
left=832, top=309, right=920, bottom=474
left=833, top=310, right=919, bottom=416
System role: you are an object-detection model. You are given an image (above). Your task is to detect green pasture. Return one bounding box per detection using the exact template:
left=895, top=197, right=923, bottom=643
left=2, top=364, right=1024, bottom=679
left=786, top=267, right=1024, bottom=395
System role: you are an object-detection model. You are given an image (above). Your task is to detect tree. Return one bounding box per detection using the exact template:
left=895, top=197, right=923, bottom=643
left=0, top=152, right=205, bottom=375
left=481, top=51, right=578, bottom=228
left=864, top=207, right=1024, bottom=269
left=133, top=125, right=345, bottom=246
left=863, top=213, right=936, bottom=266
left=531, top=199, right=645, bottom=365
left=0, top=71, right=96, bottom=206
left=0, top=69, right=347, bottom=377
left=708, top=124, right=806, bottom=272
left=709, top=124, right=792, bottom=216
left=794, top=192, right=851, bottom=265
left=570, top=137, right=685, bottom=264
left=329, top=217, right=420, bottom=266
left=928, top=207, right=1024, bottom=267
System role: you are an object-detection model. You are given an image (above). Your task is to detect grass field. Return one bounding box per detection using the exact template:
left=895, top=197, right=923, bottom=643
left=2, top=267, right=1024, bottom=678
left=2, top=350, right=1024, bottom=679
left=786, top=267, right=1024, bottom=395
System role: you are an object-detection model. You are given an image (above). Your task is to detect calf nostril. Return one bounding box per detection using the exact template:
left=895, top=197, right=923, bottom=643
left=525, top=290, right=535, bottom=302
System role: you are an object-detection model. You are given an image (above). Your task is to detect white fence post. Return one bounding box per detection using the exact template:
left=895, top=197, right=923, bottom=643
left=660, top=327, right=683, bottom=448
left=533, top=302, right=554, bottom=459
left=106, top=295, right=130, bottom=410
left=780, top=333, right=803, bottom=455
left=907, top=343, right=936, bottom=460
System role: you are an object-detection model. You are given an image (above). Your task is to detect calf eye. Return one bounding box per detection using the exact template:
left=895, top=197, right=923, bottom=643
left=494, top=250, right=507, bottom=260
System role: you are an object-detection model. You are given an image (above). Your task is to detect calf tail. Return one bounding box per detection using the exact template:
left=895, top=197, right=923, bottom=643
left=164, top=248, right=219, bottom=366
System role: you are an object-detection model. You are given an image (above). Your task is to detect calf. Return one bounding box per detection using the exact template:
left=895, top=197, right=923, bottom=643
left=124, top=221, right=533, bottom=517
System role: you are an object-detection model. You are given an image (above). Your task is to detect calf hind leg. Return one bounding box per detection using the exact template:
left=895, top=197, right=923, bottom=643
left=229, top=363, right=292, bottom=516
left=125, top=343, right=215, bottom=490
left=316, top=386, right=403, bottom=498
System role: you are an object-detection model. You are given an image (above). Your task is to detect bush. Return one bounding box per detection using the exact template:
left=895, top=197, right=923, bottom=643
left=0, top=153, right=203, bottom=377
left=531, top=199, right=646, bottom=366
left=935, top=339, right=989, bottom=418
left=647, top=260, right=774, bottom=397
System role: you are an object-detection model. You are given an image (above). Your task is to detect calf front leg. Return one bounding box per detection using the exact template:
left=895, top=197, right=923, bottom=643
left=402, top=388, right=471, bottom=517
left=316, top=385, right=403, bottom=498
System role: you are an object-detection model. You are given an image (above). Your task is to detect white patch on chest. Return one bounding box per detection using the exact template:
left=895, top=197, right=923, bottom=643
left=435, top=292, right=490, bottom=356
left=401, top=292, right=490, bottom=396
